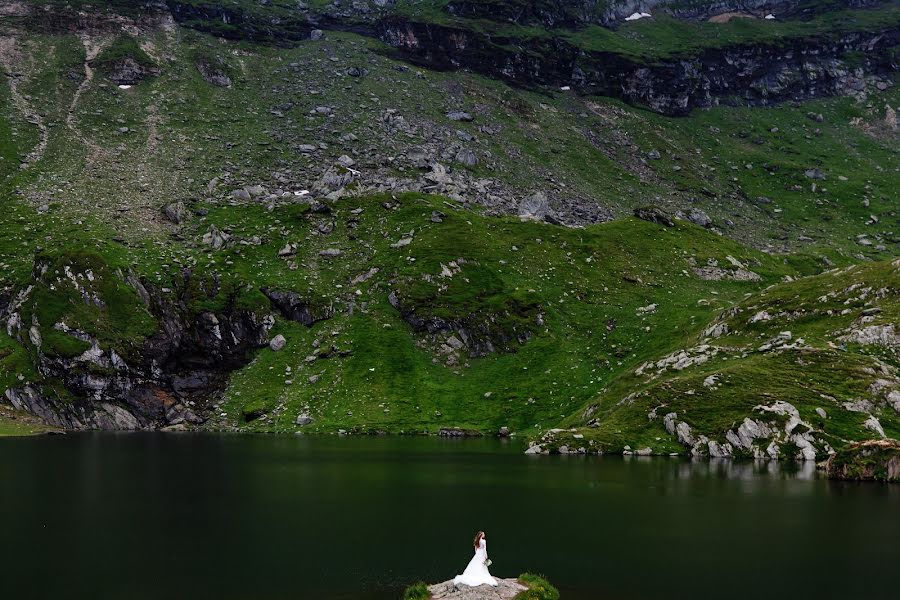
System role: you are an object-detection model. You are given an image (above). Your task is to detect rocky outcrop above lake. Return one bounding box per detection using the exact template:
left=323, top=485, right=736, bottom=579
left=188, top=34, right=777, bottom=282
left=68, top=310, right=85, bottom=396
left=825, top=439, right=900, bottom=483
left=2, top=255, right=274, bottom=431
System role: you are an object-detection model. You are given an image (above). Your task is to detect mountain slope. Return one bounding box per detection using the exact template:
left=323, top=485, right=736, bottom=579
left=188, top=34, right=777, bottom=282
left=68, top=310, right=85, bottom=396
left=0, top=0, right=897, bottom=455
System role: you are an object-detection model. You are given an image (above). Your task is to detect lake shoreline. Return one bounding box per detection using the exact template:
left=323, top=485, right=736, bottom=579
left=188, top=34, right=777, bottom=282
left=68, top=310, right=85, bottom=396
left=3, top=428, right=891, bottom=476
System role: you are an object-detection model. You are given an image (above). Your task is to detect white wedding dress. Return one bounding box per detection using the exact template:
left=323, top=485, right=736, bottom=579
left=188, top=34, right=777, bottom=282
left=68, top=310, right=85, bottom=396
left=453, top=538, right=498, bottom=587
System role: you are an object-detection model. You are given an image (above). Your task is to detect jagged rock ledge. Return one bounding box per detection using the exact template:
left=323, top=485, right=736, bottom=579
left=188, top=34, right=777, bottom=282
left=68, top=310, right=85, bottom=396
left=406, top=574, right=558, bottom=600
left=824, top=439, right=900, bottom=483
left=428, top=579, right=527, bottom=599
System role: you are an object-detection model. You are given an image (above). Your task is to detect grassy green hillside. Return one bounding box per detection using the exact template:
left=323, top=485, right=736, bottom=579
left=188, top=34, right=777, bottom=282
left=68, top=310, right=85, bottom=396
left=541, top=258, right=900, bottom=456
left=203, top=194, right=794, bottom=434
left=0, top=3, right=897, bottom=449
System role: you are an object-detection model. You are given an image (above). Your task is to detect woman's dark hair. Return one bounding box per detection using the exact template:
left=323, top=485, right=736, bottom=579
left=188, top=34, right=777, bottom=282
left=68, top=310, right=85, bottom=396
left=473, top=531, right=485, bottom=549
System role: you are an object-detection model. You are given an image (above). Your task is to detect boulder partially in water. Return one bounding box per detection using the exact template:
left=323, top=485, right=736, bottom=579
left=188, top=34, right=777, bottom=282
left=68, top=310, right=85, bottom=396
left=825, top=439, right=900, bottom=483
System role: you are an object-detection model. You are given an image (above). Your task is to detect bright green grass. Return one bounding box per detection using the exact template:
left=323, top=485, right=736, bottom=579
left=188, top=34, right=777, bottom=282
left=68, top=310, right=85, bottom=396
left=97, top=32, right=156, bottom=67
left=401, top=581, right=430, bottom=600
left=515, top=573, right=559, bottom=600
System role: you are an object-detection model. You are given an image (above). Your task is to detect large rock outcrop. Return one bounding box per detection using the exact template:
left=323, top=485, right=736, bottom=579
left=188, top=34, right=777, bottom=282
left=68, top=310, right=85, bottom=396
left=20, top=2, right=872, bottom=114
left=3, top=255, right=274, bottom=430
left=161, top=0, right=899, bottom=115
left=377, top=18, right=897, bottom=115
left=825, top=439, right=900, bottom=483
left=427, top=578, right=528, bottom=599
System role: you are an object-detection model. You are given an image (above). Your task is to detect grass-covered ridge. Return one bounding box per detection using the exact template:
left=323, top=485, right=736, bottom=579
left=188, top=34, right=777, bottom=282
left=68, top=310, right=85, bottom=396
left=17, top=250, right=157, bottom=361
left=562, top=6, right=900, bottom=60
left=200, top=192, right=796, bottom=435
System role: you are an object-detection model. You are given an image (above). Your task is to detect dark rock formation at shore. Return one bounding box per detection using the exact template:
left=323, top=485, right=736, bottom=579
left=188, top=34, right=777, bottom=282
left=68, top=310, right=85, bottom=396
left=3, top=256, right=274, bottom=430
left=825, top=439, right=900, bottom=483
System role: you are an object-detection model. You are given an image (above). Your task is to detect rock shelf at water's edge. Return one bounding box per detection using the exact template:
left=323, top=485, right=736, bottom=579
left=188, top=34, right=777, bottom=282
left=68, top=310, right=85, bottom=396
left=825, top=439, right=900, bottom=483
left=429, top=578, right=526, bottom=599
left=405, top=573, right=558, bottom=599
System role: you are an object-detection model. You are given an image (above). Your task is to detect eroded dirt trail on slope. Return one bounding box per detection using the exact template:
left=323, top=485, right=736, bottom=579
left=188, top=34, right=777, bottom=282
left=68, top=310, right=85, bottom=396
left=66, top=35, right=108, bottom=163
left=0, top=36, right=48, bottom=168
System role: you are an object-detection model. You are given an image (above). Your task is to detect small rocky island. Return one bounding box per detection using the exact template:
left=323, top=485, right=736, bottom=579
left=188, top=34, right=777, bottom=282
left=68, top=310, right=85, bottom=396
left=825, top=439, right=900, bottom=483
left=405, top=574, right=557, bottom=600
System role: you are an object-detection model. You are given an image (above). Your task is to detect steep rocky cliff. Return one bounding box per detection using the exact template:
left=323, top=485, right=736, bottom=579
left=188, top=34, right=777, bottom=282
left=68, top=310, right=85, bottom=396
left=377, top=18, right=897, bottom=114
left=3, top=253, right=274, bottom=429
left=15, top=1, right=896, bottom=114
left=157, top=0, right=900, bottom=114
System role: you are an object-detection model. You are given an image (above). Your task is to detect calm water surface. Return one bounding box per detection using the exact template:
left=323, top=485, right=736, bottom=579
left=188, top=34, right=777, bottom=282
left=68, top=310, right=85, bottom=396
left=1, top=434, right=898, bottom=599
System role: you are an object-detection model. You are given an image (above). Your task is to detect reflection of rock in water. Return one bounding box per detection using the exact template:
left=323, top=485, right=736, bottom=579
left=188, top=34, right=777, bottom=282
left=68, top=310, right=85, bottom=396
left=660, top=456, right=817, bottom=483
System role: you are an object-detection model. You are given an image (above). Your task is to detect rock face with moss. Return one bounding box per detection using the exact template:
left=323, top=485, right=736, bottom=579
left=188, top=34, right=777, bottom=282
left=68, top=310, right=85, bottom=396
left=825, top=439, right=900, bottom=482
left=3, top=252, right=274, bottom=429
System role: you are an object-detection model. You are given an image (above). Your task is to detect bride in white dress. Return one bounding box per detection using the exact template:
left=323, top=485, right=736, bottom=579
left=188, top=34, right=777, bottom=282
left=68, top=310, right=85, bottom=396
left=453, top=531, right=498, bottom=587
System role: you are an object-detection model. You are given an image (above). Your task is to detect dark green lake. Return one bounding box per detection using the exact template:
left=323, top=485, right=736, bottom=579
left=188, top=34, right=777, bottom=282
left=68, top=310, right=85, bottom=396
left=1, top=434, right=898, bottom=599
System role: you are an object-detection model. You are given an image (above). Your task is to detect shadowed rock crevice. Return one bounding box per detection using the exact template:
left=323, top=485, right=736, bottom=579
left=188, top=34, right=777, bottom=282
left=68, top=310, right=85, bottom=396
left=261, top=288, right=335, bottom=327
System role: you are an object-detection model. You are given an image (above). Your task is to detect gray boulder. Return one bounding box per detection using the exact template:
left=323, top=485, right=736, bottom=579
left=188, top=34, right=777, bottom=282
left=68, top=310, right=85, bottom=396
left=446, top=111, right=474, bottom=122
left=201, top=225, right=230, bottom=249
left=634, top=206, right=674, bottom=227
left=455, top=149, right=478, bottom=167
left=269, top=334, right=286, bottom=352
left=162, top=201, right=187, bottom=224
left=518, top=191, right=550, bottom=221
left=683, top=208, right=712, bottom=228
left=231, top=188, right=252, bottom=201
